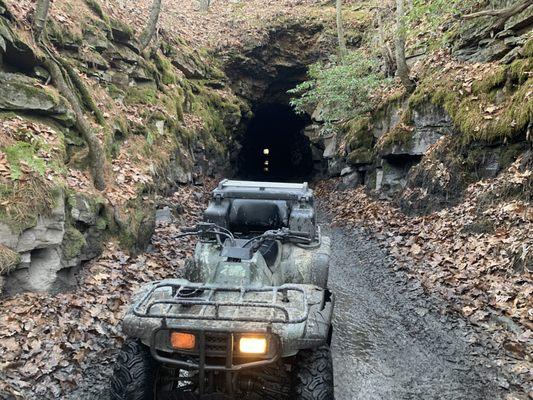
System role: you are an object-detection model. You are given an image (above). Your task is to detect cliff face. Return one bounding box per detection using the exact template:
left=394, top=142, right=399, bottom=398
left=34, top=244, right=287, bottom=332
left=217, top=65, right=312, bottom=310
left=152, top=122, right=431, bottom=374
left=304, top=3, right=532, bottom=215
left=0, top=0, right=244, bottom=293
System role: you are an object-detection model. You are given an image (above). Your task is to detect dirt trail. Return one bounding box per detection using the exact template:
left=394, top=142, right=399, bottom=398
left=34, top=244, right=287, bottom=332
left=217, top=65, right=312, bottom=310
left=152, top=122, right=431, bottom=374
left=325, top=221, right=505, bottom=399
left=65, top=214, right=506, bottom=400
left=3, top=192, right=509, bottom=400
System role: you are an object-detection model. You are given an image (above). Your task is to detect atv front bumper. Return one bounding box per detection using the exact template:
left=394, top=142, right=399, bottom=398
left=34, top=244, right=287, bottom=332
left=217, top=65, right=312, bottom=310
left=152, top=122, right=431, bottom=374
left=122, top=279, right=334, bottom=394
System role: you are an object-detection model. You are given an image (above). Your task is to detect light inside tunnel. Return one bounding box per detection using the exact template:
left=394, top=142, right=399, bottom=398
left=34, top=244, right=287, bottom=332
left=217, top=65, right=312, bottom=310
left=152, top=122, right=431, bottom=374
left=236, top=104, right=313, bottom=182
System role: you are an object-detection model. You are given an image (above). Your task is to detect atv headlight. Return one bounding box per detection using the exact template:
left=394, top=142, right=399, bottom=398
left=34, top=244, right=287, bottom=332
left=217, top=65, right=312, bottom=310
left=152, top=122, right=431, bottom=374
left=239, top=336, right=267, bottom=354
left=170, top=332, right=196, bottom=350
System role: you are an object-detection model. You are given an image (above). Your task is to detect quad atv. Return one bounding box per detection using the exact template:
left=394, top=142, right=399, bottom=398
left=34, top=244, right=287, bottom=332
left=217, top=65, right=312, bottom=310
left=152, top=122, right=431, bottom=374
left=110, top=180, right=334, bottom=400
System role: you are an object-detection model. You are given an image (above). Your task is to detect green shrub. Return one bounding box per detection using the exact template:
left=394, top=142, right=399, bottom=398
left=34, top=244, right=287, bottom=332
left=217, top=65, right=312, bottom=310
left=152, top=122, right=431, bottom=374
left=289, top=51, right=390, bottom=122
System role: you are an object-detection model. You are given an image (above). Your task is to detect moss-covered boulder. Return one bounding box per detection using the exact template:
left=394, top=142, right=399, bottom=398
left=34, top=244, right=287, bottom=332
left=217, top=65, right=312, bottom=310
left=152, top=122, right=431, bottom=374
left=0, top=72, right=75, bottom=125
left=348, top=148, right=374, bottom=166
left=69, top=192, right=105, bottom=226
left=117, top=197, right=156, bottom=254
left=62, top=225, right=87, bottom=262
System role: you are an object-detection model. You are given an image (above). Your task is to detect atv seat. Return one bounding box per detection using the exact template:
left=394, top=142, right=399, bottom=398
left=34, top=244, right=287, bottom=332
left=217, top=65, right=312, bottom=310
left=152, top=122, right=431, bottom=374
left=229, top=199, right=288, bottom=233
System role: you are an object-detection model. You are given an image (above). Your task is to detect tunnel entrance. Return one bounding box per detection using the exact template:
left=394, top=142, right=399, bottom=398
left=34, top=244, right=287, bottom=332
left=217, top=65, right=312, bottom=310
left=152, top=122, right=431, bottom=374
left=236, top=104, right=313, bottom=182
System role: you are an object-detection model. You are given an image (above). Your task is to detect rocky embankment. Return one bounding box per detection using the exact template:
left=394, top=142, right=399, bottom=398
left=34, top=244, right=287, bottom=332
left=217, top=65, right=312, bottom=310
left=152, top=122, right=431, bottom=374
left=308, top=4, right=532, bottom=211
left=0, top=0, right=243, bottom=293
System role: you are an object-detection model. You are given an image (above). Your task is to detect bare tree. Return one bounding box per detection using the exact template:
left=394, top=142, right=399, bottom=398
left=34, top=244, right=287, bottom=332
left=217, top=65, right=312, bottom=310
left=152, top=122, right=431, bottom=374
left=395, top=0, right=415, bottom=92
left=33, top=0, right=106, bottom=190
left=33, top=0, right=50, bottom=40
left=376, top=8, right=395, bottom=77
left=139, top=0, right=162, bottom=51
left=336, top=0, right=347, bottom=61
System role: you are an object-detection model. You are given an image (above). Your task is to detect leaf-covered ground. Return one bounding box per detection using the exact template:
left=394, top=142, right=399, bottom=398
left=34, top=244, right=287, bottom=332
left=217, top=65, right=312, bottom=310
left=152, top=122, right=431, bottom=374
left=0, top=183, right=210, bottom=399
left=316, top=151, right=533, bottom=393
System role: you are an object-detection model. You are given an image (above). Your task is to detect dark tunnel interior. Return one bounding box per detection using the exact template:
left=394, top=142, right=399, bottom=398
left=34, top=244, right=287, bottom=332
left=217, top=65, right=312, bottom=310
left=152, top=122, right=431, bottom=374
left=235, top=104, right=313, bottom=182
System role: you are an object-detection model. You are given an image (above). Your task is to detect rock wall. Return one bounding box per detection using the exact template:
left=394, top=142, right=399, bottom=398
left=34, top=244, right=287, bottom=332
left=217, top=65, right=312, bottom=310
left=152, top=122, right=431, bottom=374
left=0, top=191, right=107, bottom=293
left=0, top=1, right=243, bottom=293
left=285, top=1, right=532, bottom=211
left=308, top=61, right=531, bottom=214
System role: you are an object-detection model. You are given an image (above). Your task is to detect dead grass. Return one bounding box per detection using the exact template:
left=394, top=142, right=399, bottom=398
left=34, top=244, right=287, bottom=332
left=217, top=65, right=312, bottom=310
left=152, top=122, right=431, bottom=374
left=0, top=244, right=20, bottom=275
left=0, top=176, right=61, bottom=233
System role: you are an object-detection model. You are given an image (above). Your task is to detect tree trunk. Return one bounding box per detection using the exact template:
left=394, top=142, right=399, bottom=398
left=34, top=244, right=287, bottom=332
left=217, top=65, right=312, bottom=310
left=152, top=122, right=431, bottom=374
left=336, top=0, right=347, bottom=61
left=395, top=0, right=415, bottom=92
left=139, top=0, right=162, bottom=51
left=43, top=56, right=107, bottom=190
left=377, top=10, right=395, bottom=77
left=33, top=0, right=51, bottom=40
left=32, top=1, right=106, bottom=190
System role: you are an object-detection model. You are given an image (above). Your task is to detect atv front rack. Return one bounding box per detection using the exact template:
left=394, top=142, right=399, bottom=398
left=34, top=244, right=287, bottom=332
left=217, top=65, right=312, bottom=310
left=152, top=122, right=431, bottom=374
left=132, top=281, right=311, bottom=324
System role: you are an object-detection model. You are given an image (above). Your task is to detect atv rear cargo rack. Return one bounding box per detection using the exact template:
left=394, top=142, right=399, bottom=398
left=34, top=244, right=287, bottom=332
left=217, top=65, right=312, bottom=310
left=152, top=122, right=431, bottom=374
left=132, top=281, right=311, bottom=324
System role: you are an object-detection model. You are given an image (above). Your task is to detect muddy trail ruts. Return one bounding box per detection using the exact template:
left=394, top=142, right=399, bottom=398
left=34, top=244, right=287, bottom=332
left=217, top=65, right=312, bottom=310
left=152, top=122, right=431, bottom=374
left=325, top=221, right=504, bottom=400
left=63, top=217, right=505, bottom=400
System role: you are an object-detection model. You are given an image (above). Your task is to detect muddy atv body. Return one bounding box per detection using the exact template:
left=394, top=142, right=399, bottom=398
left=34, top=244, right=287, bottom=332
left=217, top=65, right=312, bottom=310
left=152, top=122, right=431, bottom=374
left=111, top=180, right=334, bottom=400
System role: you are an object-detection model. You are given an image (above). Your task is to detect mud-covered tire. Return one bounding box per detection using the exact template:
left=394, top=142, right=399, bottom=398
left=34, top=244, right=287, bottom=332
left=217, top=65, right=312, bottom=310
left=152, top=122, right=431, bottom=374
left=110, top=339, right=155, bottom=400
left=292, top=346, right=334, bottom=400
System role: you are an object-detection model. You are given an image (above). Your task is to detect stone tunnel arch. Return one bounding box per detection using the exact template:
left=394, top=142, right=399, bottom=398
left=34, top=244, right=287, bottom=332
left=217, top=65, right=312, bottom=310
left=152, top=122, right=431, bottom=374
left=224, top=21, right=332, bottom=183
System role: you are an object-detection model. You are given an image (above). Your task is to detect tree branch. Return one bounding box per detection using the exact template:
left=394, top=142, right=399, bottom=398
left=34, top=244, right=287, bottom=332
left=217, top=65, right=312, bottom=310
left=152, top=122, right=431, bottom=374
left=462, top=0, right=532, bottom=21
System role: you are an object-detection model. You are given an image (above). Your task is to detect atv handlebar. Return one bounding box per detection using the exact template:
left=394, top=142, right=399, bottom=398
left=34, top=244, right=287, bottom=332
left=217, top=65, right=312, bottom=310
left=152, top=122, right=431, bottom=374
left=177, top=223, right=236, bottom=245
left=288, top=230, right=311, bottom=238
left=177, top=224, right=313, bottom=248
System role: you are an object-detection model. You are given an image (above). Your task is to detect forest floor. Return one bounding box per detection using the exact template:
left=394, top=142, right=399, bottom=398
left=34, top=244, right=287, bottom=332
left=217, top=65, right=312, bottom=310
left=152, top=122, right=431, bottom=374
left=316, top=153, right=533, bottom=399
left=1, top=178, right=530, bottom=399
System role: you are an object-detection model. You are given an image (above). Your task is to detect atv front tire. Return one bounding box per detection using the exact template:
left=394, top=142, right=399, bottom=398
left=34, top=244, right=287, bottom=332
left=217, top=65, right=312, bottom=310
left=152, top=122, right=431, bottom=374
left=292, top=345, right=334, bottom=400
left=110, top=339, right=155, bottom=400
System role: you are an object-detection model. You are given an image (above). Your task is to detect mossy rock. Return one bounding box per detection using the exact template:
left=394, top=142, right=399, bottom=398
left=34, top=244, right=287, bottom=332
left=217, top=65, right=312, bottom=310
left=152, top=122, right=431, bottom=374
left=379, top=124, right=414, bottom=150
left=107, top=84, right=126, bottom=100
left=472, top=67, right=507, bottom=94
left=409, top=58, right=532, bottom=144
left=47, top=19, right=83, bottom=50
left=62, top=226, right=87, bottom=260
left=68, top=192, right=105, bottom=225
left=522, top=37, right=533, bottom=58
left=118, top=197, right=156, bottom=254
left=109, top=18, right=134, bottom=43
left=153, top=51, right=177, bottom=85
left=347, top=148, right=373, bottom=166
left=0, top=72, right=75, bottom=125
left=125, top=87, right=158, bottom=106
left=345, top=117, right=372, bottom=150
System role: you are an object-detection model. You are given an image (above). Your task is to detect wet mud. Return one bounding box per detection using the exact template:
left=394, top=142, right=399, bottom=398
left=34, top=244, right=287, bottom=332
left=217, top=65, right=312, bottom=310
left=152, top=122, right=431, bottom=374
left=326, top=223, right=503, bottom=400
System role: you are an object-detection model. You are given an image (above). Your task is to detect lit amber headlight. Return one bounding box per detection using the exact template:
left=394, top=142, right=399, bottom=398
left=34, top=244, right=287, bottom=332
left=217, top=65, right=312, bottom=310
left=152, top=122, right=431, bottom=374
left=239, top=336, right=268, bottom=354
left=170, top=332, right=196, bottom=350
